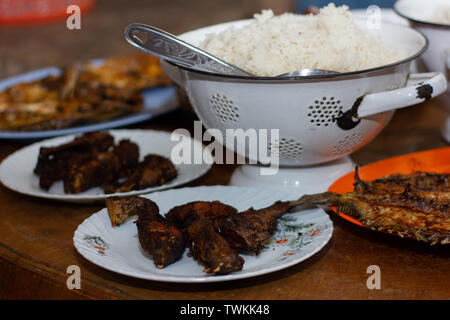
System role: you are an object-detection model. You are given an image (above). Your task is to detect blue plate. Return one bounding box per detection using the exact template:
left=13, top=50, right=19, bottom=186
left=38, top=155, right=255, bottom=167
left=0, top=66, right=178, bottom=140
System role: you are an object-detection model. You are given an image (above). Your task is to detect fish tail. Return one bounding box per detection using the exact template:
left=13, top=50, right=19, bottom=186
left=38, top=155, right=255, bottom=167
left=287, top=192, right=341, bottom=212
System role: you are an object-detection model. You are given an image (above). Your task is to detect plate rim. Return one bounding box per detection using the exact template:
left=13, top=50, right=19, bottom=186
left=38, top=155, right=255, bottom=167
left=73, top=185, right=333, bottom=283
left=0, top=129, right=212, bottom=202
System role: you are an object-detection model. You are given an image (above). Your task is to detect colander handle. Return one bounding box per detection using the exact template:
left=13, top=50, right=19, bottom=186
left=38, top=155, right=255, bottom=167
left=355, top=72, right=447, bottom=118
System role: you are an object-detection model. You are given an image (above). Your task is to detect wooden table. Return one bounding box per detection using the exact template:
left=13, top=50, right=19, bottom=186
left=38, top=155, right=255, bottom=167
left=0, top=99, right=449, bottom=300
left=0, top=0, right=449, bottom=300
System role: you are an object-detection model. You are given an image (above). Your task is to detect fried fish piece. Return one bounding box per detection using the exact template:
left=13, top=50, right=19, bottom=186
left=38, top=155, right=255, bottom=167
left=0, top=69, right=143, bottom=131
left=106, top=196, right=185, bottom=268
left=108, top=154, right=177, bottom=193
left=136, top=211, right=186, bottom=269
left=112, top=139, right=140, bottom=178
left=219, top=201, right=292, bottom=255
left=166, top=201, right=238, bottom=229
left=63, top=151, right=120, bottom=194
left=35, top=131, right=177, bottom=194
left=0, top=74, right=65, bottom=131
left=34, top=131, right=114, bottom=189
left=184, top=215, right=244, bottom=275
left=166, top=201, right=243, bottom=274
left=106, top=196, right=159, bottom=226
left=82, top=54, right=172, bottom=90
left=167, top=200, right=294, bottom=256
left=0, top=54, right=171, bottom=131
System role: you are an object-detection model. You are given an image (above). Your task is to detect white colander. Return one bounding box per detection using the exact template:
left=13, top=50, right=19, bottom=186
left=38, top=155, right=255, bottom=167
left=128, top=18, right=448, bottom=193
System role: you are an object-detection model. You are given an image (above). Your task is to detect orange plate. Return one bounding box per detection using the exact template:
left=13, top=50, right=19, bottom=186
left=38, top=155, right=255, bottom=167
left=328, top=147, right=450, bottom=228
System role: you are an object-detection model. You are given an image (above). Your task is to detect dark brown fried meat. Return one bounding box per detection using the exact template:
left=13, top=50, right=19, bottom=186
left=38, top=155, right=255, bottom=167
left=106, top=196, right=159, bottom=226
left=166, top=201, right=244, bottom=274
left=110, top=154, right=177, bottom=193
left=184, top=216, right=244, bottom=274
left=34, top=131, right=114, bottom=189
left=167, top=200, right=294, bottom=258
left=166, top=201, right=238, bottom=229
left=220, top=201, right=292, bottom=254
left=34, top=131, right=177, bottom=194
left=136, top=211, right=185, bottom=269
left=112, top=139, right=140, bottom=178
left=106, top=196, right=185, bottom=268
left=141, top=154, right=177, bottom=185
left=64, top=151, right=121, bottom=194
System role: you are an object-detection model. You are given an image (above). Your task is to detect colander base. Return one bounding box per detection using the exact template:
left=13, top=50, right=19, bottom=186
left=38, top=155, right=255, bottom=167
left=229, top=156, right=354, bottom=196
left=442, top=116, right=450, bottom=144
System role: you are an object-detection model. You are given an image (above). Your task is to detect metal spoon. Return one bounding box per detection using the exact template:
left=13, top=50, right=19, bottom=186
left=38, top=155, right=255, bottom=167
left=124, top=23, right=339, bottom=78
left=124, top=23, right=253, bottom=77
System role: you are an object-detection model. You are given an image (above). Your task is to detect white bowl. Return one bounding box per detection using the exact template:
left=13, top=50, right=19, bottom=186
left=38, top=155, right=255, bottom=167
left=394, top=0, right=450, bottom=78
left=394, top=0, right=450, bottom=143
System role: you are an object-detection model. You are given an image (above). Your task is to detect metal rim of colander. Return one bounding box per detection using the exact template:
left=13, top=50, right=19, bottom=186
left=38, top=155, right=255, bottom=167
left=167, top=19, right=429, bottom=81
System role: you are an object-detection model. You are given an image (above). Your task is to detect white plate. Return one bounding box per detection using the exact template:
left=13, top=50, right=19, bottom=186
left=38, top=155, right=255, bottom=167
left=0, top=64, right=178, bottom=140
left=0, top=129, right=212, bottom=203
left=73, top=186, right=332, bottom=283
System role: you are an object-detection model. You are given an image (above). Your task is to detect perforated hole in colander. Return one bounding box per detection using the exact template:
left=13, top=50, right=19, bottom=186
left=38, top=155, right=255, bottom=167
left=209, top=94, right=240, bottom=124
left=269, top=137, right=304, bottom=159
left=332, top=132, right=363, bottom=155
left=307, top=96, right=343, bottom=127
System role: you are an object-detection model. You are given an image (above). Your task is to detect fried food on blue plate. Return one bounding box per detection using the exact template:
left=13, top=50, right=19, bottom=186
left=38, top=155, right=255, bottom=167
left=0, top=54, right=172, bottom=131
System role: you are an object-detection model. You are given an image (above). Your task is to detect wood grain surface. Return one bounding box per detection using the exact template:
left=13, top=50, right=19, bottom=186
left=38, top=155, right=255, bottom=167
left=0, top=0, right=449, bottom=300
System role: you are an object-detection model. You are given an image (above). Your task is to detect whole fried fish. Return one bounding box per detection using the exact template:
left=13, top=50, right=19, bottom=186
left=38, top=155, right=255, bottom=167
left=291, top=170, right=450, bottom=245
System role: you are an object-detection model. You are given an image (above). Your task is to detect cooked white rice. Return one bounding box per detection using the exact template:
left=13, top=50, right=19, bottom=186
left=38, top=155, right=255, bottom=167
left=199, top=3, right=405, bottom=76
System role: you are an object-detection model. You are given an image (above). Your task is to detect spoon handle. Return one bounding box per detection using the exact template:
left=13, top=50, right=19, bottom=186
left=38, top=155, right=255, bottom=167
left=124, top=23, right=251, bottom=76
